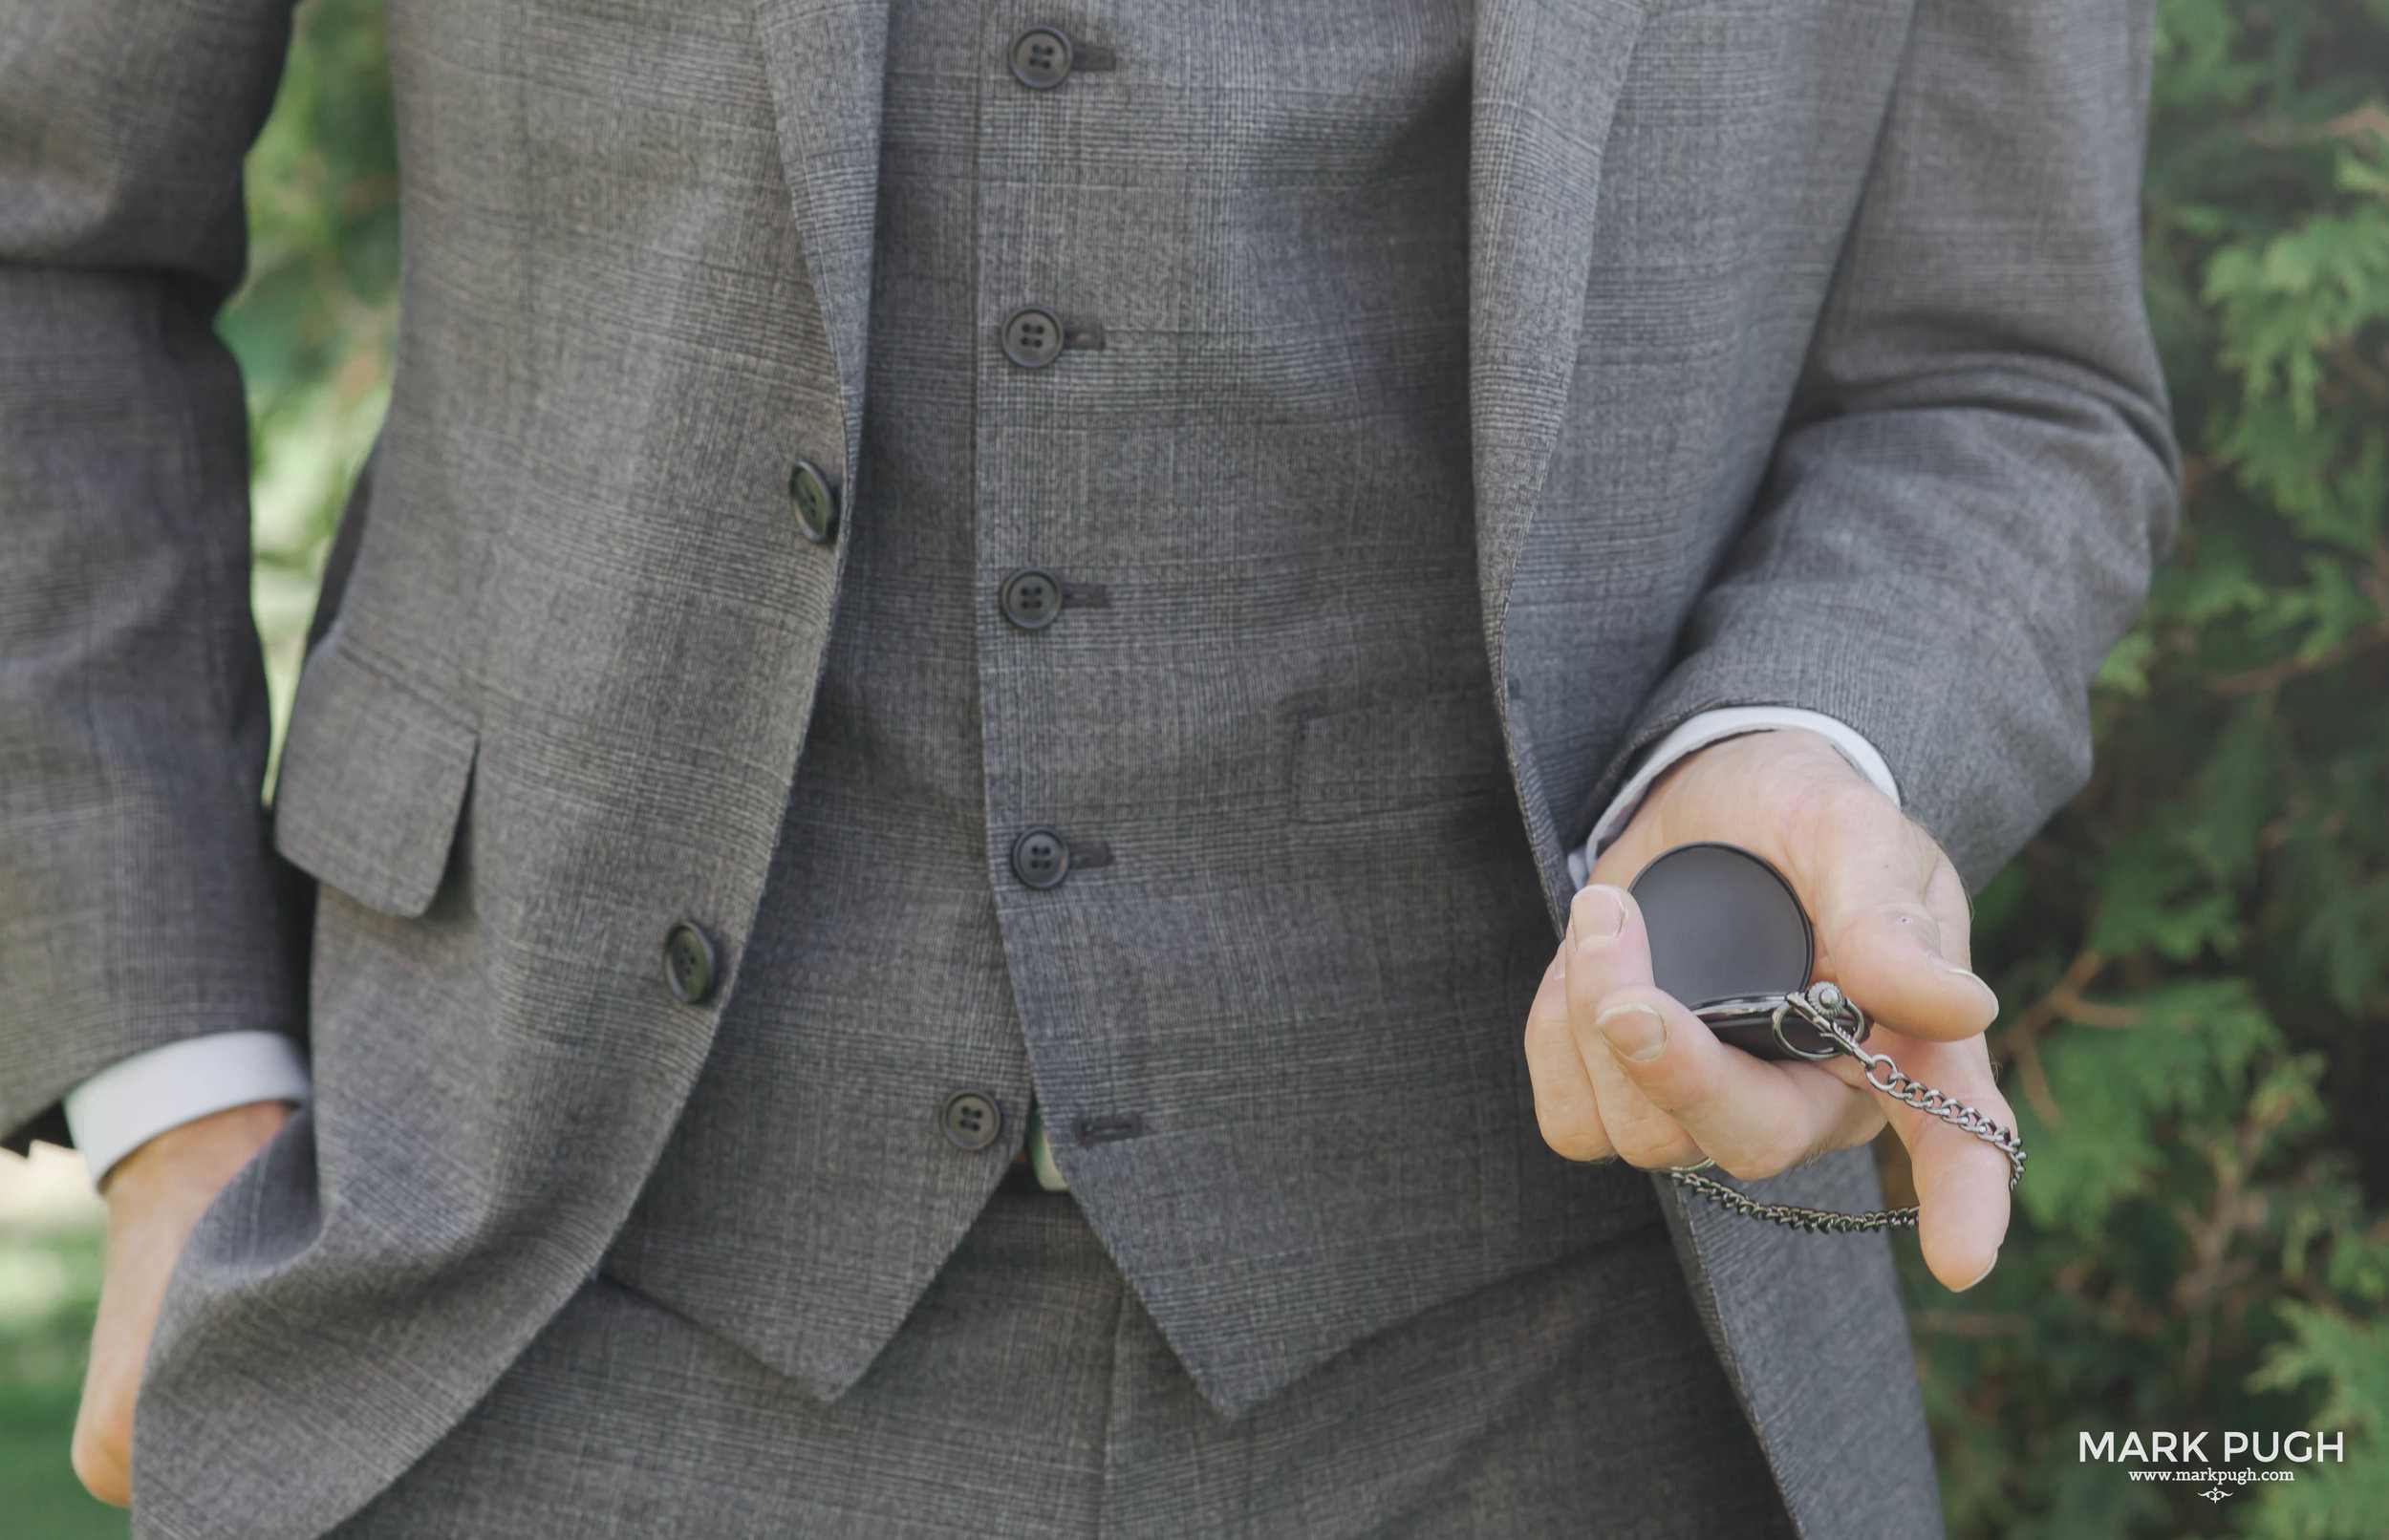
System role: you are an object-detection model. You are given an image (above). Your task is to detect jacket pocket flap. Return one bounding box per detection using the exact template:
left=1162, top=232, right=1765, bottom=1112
left=272, top=641, right=478, bottom=918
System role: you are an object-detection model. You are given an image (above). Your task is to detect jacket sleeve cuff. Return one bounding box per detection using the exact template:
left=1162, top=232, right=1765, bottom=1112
left=63, top=1031, right=312, bottom=1186
left=1565, top=707, right=1902, bottom=891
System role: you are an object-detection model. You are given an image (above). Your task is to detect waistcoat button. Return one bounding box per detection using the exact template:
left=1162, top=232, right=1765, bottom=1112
left=1009, top=826, right=1071, bottom=888
left=1000, top=306, right=1065, bottom=369
left=941, top=1089, right=1003, bottom=1150
left=1000, top=567, right=1063, bottom=629
left=787, top=460, right=840, bottom=544
left=1008, top=28, right=1073, bottom=89
left=661, top=921, right=719, bottom=1004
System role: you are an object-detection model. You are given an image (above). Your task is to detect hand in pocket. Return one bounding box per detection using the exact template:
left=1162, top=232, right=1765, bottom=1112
left=73, top=1100, right=293, bottom=1507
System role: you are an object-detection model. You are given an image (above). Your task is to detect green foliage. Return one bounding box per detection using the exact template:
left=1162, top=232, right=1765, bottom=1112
left=220, top=0, right=398, bottom=766
left=2245, top=1305, right=2389, bottom=1535
left=1906, top=3, right=2389, bottom=1536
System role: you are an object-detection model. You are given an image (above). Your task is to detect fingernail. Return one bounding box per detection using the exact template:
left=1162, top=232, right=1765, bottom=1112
left=1595, top=1004, right=1668, bottom=1063
left=1953, top=1247, right=1999, bottom=1293
left=1932, top=958, right=2001, bottom=1009
left=1571, top=885, right=1626, bottom=953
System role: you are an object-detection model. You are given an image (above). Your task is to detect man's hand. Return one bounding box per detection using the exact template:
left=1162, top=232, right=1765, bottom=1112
left=72, top=1100, right=291, bottom=1507
left=1523, top=728, right=2012, bottom=1292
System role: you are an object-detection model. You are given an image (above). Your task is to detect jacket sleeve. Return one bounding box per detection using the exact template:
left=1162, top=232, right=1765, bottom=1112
left=0, top=0, right=312, bottom=1153
left=1585, top=0, right=2181, bottom=889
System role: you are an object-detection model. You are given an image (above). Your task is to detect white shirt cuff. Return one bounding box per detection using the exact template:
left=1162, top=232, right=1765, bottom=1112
left=63, top=1031, right=312, bottom=1186
left=1566, top=707, right=1901, bottom=891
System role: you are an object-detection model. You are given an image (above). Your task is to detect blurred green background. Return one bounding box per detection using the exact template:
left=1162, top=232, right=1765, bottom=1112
left=3, top=0, right=2387, bottom=1534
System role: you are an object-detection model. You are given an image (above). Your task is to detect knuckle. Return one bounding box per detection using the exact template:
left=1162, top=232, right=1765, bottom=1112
left=1616, top=1038, right=1707, bottom=1111
left=1781, top=765, right=1874, bottom=843
left=1716, top=1134, right=1800, bottom=1182
left=1602, top=983, right=1675, bottom=1016
left=72, top=1426, right=129, bottom=1506
left=1539, top=1118, right=1612, bottom=1164
left=1614, top=1127, right=1697, bottom=1170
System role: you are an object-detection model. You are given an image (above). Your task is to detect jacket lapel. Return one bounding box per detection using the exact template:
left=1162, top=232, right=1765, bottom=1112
left=1468, top=0, right=1653, bottom=923
left=1468, top=0, right=1651, bottom=622
left=751, top=0, right=893, bottom=477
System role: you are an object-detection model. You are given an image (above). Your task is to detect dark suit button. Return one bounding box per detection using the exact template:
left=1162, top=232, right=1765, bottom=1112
left=1001, top=306, right=1065, bottom=369
left=788, top=460, right=840, bottom=544
left=1000, top=567, right=1063, bottom=630
left=662, top=922, right=719, bottom=1004
left=1010, top=825, right=1070, bottom=888
left=1009, top=28, right=1073, bottom=88
left=941, top=1089, right=1003, bottom=1151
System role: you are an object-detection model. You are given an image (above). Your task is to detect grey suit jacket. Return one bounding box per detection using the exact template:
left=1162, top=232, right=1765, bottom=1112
left=0, top=0, right=2177, bottom=1535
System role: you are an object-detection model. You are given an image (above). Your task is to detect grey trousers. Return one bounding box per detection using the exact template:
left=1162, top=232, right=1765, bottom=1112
left=328, top=1189, right=1797, bottom=1538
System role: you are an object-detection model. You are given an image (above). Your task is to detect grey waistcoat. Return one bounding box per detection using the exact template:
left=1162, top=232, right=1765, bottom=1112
left=598, top=0, right=1656, bottom=1416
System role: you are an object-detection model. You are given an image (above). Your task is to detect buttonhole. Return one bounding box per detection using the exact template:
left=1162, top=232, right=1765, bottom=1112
left=1063, top=321, right=1106, bottom=351
left=1070, top=837, right=1113, bottom=868
left=1078, top=1112, right=1144, bottom=1144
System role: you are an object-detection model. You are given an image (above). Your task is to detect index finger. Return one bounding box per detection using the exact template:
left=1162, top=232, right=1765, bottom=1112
left=1794, top=785, right=2000, bottom=1043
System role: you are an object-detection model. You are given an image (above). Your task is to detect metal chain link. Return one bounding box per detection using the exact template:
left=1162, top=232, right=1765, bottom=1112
left=1668, top=982, right=2027, bottom=1234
